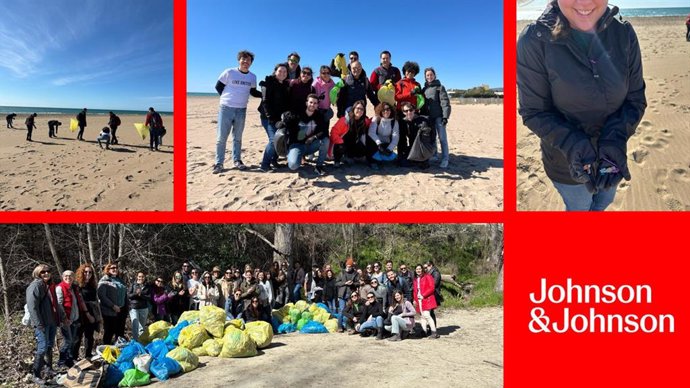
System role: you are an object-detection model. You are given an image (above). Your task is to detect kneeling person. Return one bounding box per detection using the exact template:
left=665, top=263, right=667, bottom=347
left=97, top=127, right=111, bottom=149
left=286, top=94, right=330, bottom=176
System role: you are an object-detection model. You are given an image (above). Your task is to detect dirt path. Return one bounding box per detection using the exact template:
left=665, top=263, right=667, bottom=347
left=152, top=307, right=503, bottom=387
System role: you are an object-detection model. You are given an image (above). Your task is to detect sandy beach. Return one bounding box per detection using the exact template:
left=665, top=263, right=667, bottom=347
left=517, top=16, right=690, bottom=211
left=0, top=113, right=174, bottom=211
left=151, top=307, right=503, bottom=388
left=187, top=97, right=503, bottom=211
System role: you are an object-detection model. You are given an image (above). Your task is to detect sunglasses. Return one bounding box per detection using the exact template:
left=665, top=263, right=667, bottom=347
left=40, top=270, right=51, bottom=274
left=320, top=71, right=330, bottom=75
left=226, top=271, right=232, bottom=274
left=84, top=270, right=93, bottom=273
left=351, top=295, right=358, bottom=298
left=288, top=58, right=299, bottom=63
left=382, top=108, right=391, bottom=112
left=367, top=296, right=375, bottom=299
left=349, top=56, right=357, bottom=60
left=109, top=267, right=118, bottom=270
left=302, top=72, right=312, bottom=76
left=156, top=279, right=163, bottom=283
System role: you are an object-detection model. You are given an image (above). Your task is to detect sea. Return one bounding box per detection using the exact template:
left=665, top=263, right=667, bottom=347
left=517, top=6, right=690, bottom=20
left=187, top=92, right=216, bottom=97
left=0, top=106, right=172, bottom=116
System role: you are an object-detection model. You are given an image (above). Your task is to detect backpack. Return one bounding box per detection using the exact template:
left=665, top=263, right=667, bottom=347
left=113, top=116, right=121, bottom=126
left=150, top=112, right=162, bottom=128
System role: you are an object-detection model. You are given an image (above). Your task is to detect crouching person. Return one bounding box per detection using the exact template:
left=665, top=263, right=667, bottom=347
left=97, top=127, right=111, bottom=149
left=286, top=94, right=330, bottom=176
left=384, top=290, right=415, bottom=341
left=356, top=291, right=385, bottom=340
left=340, top=291, right=364, bottom=334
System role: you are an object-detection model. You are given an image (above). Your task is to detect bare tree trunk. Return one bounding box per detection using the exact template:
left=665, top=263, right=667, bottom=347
left=86, top=224, right=96, bottom=264
left=273, top=224, right=294, bottom=265
left=487, top=224, right=503, bottom=269
left=0, top=254, right=9, bottom=323
left=118, top=224, right=126, bottom=259
left=108, top=224, right=114, bottom=263
left=44, top=224, right=64, bottom=274
left=495, top=258, right=504, bottom=293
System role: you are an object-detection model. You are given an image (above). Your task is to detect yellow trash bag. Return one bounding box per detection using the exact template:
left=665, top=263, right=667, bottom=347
left=282, top=315, right=292, bottom=323
left=225, top=319, right=244, bottom=333
left=203, top=338, right=223, bottom=357
left=134, top=123, right=149, bottom=140
left=178, top=310, right=200, bottom=324
left=308, top=304, right=319, bottom=313
left=219, top=329, right=257, bottom=358
left=166, top=347, right=199, bottom=373
left=178, top=323, right=210, bottom=350
left=279, top=303, right=293, bottom=316
left=199, top=305, right=226, bottom=338
left=69, top=118, right=79, bottom=132
left=244, top=321, right=273, bottom=349
left=333, top=53, right=349, bottom=79
left=294, top=300, right=308, bottom=312
left=313, top=309, right=330, bottom=324
left=102, top=345, right=120, bottom=364
left=192, top=346, right=208, bottom=357
left=139, top=320, right=172, bottom=344
left=324, top=318, right=338, bottom=333
left=377, top=80, right=396, bottom=106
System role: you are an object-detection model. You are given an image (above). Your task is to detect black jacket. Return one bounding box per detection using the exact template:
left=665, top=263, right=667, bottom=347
left=128, top=283, right=151, bottom=310
left=259, top=75, right=290, bottom=123
left=342, top=300, right=363, bottom=320
left=323, top=277, right=337, bottom=301
left=386, top=277, right=412, bottom=305
left=336, top=73, right=379, bottom=118
left=288, top=79, right=316, bottom=115
left=335, top=270, right=359, bottom=299
left=517, top=5, right=646, bottom=184
left=359, top=300, right=384, bottom=323
left=286, top=110, right=328, bottom=145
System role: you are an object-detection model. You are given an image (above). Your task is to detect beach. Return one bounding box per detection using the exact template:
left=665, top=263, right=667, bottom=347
left=517, top=16, right=690, bottom=211
left=187, top=96, right=503, bottom=211
left=0, top=113, right=173, bottom=211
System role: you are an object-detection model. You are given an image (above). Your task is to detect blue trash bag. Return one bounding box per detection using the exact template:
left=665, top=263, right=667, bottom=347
left=103, top=364, right=124, bottom=387
left=372, top=150, right=397, bottom=162
left=164, top=320, right=189, bottom=346
left=145, top=339, right=172, bottom=360
left=149, top=356, right=182, bottom=381
left=116, top=361, right=134, bottom=374
left=332, top=313, right=341, bottom=321
left=316, top=303, right=331, bottom=314
left=116, top=341, right=146, bottom=364
left=277, top=323, right=297, bottom=334
left=271, top=316, right=282, bottom=333
left=300, top=321, right=329, bottom=334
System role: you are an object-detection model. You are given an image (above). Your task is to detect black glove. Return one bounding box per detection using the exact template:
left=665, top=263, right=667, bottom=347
left=378, top=144, right=387, bottom=154
left=409, top=88, right=416, bottom=96
left=275, top=121, right=286, bottom=130
left=565, top=136, right=597, bottom=191
left=596, top=140, right=631, bottom=191
left=281, top=111, right=297, bottom=124
left=442, top=118, right=448, bottom=126
left=305, top=136, right=314, bottom=145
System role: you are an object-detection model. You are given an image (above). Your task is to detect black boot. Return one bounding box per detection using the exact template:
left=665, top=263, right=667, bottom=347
left=387, top=333, right=401, bottom=341
left=375, top=329, right=384, bottom=340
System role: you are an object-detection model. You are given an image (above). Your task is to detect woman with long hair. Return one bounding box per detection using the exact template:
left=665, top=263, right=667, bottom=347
left=198, top=271, right=220, bottom=307
left=151, top=276, right=173, bottom=322
left=412, top=264, right=439, bottom=339
left=384, top=290, right=416, bottom=341
left=329, top=99, right=372, bottom=167
left=168, top=271, right=188, bottom=324
left=72, top=264, right=100, bottom=360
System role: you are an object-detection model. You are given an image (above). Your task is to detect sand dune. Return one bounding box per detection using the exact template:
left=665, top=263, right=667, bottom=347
left=0, top=114, right=173, bottom=211
left=187, top=97, right=503, bottom=211
left=517, top=16, right=690, bottom=211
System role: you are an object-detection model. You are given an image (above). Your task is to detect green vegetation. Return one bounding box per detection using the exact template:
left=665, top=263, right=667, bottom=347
left=440, top=273, right=503, bottom=309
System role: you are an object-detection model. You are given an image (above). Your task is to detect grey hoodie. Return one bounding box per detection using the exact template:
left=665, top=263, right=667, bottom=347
left=423, top=79, right=451, bottom=120
left=26, top=279, right=61, bottom=328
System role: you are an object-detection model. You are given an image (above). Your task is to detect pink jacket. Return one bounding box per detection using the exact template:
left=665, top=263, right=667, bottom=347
left=313, top=77, right=335, bottom=110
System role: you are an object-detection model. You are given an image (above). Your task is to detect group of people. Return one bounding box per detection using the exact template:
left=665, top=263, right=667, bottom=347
left=5, top=108, right=166, bottom=151
left=212, top=49, right=452, bottom=177
left=25, top=257, right=445, bottom=383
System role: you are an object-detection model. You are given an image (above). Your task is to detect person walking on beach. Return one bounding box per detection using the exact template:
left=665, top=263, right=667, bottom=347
left=145, top=107, right=164, bottom=151
left=6, top=113, right=17, bottom=128
left=108, top=111, right=121, bottom=145
left=686, top=14, right=690, bottom=41
left=76, top=108, right=87, bottom=141
left=25, top=113, right=37, bottom=141
left=48, top=120, right=61, bottom=138
left=517, top=0, right=646, bottom=211
left=285, top=94, right=330, bottom=176
left=213, top=50, right=262, bottom=174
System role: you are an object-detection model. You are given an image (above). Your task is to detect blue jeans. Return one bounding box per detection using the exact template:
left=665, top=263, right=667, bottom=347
left=358, top=316, right=384, bottom=332
left=292, top=284, right=302, bottom=302
left=552, top=181, right=617, bottom=211
left=338, top=297, right=347, bottom=314
left=434, top=117, right=449, bottom=162
left=58, top=322, right=78, bottom=365
left=287, top=138, right=329, bottom=170
left=260, top=118, right=278, bottom=169
left=129, top=308, right=148, bottom=341
left=326, top=298, right=337, bottom=314
left=216, top=106, right=247, bottom=166
left=34, top=325, right=57, bottom=376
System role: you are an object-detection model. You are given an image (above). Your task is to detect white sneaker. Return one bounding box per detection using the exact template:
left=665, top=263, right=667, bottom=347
left=439, top=160, right=449, bottom=169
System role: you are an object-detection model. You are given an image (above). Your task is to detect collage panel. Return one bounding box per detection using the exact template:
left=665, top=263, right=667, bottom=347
left=0, top=0, right=174, bottom=211
left=3, top=223, right=503, bottom=386
left=186, top=0, right=504, bottom=211
left=516, top=0, right=690, bottom=211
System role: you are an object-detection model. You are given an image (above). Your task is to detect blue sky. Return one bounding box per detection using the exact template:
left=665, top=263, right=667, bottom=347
left=188, top=0, right=504, bottom=92
left=0, top=0, right=173, bottom=111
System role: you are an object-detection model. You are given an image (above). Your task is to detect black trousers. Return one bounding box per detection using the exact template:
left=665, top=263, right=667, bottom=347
left=149, top=128, right=160, bottom=150
left=110, top=125, right=119, bottom=144
left=72, top=320, right=97, bottom=359
left=77, top=125, right=85, bottom=140
left=102, top=309, right=127, bottom=345
left=27, top=126, right=33, bottom=140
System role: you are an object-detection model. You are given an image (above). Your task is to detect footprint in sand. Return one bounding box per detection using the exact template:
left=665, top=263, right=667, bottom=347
left=653, top=168, right=688, bottom=211
left=125, top=175, right=134, bottom=181
left=527, top=173, right=548, bottom=193
left=128, top=193, right=140, bottom=199
left=631, top=147, right=649, bottom=164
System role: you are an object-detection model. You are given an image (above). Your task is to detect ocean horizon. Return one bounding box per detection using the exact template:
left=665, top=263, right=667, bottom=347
left=0, top=106, right=173, bottom=116
left=518, top=6, right=690, bottom=21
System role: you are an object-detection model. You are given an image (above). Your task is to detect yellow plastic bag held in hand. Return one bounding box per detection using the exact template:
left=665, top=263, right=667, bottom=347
left=166, top=347, right=199, bottom=373
left=102, top=345, right=120, bottom=364
left=377, top=80, right=396, bottom=106
left=199, top=305, right=226, bottom=338
left=69, top=119, right=79, bottom=132
left=178, top=323, right=210, bottom=350
left=333, top=53, right=349, bottom=79
left=219, top=329, right=257, bottom=358
left=134, top=123, right=149, bottom=140
left=244, top=321, right=273, bottom=349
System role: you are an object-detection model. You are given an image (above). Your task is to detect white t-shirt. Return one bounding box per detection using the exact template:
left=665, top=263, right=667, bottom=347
left=218, top=67, right=257, bottom=108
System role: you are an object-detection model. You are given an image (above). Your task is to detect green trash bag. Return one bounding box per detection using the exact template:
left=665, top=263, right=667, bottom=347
left=166, top=347, right=199, bottom=373
left=329, top=80, right=344, bottom=106
left=416, top=94, right=425, bottom=110
left=178, top=310, right=200, bottom=324
left=296, top=317, right=309, bottom=330
left=118, top=368, right=150, bottom=387
left=199, top=305, right=226, bottom=338
left=301, top=311, right=313, bottom=321
left=289, top=308, right=301, bottom=323
left=203, top=339, right=223, bottom=357
left=219, top=329, right=257, bottom=358
left=178, top=323, right=210, bottom=350
left=244, top=321, right=273, bottom=349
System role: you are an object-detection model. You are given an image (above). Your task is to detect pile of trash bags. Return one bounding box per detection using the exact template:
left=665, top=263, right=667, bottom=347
left=100, top=305, right=275, bottom=386
left=272, top=301, right=339, bottom=334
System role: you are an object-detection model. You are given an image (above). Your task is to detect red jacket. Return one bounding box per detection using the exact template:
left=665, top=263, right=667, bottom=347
left=328, top=115, right=372, bottom=158
left=394, top=77, right=421, bottom=111
left=57, top=281, right=86, bottom=320
left=412, top=273, right=437, bottom=312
